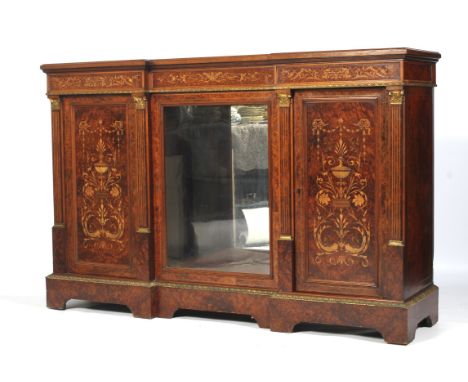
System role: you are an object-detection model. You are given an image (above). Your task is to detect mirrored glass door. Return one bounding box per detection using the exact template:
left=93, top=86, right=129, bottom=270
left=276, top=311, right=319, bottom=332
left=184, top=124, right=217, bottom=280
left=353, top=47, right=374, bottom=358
left=163, top=103, right=270, bottom=274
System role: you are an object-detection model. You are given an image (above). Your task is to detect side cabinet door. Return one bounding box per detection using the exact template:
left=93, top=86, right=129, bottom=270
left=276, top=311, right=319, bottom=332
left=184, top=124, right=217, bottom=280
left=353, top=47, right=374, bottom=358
left=62, top=95, right=151, bottom=279
left=294, top=89, right=385, bottom=297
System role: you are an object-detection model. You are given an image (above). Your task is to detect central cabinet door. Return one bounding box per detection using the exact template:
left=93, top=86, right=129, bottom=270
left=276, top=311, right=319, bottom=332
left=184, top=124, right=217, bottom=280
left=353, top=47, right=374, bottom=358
left=152, top=92, right=279, bottom=288
left=294, top=89, right=386, bottom=297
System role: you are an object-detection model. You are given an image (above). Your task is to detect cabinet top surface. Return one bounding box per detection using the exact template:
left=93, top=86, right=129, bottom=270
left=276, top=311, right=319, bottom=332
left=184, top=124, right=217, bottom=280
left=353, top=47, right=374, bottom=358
left=41, top=47, right=440, bottom=73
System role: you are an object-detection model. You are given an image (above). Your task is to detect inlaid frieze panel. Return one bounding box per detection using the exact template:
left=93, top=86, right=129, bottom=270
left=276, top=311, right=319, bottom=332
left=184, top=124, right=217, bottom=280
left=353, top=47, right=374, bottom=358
left=152, top=67, right=275, bottom=89
left=278, top=62, right=400, bottom=85
left=74, top=104, right=130, bottom=265
left=48, top=71, right=144, bottom=94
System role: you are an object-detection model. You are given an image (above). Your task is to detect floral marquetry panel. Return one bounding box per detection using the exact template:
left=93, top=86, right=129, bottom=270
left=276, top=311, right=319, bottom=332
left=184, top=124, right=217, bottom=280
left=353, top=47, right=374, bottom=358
left=60, top=95, right=148, bottom=278
left=294, top=89, right=385, bottom=296
left=74, top=103, right=131, bottom=265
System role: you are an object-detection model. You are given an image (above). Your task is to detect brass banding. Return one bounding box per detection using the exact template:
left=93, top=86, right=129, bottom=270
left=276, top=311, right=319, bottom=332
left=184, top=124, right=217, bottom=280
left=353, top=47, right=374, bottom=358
left=46, top=274, right=436, bottom=309
left=45, top=80, right=436, bottom=96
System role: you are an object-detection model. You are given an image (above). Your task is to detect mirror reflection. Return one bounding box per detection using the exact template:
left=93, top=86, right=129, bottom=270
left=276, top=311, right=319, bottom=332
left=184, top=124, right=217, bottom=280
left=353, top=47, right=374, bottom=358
left=164, top=104, right=270, bottom=274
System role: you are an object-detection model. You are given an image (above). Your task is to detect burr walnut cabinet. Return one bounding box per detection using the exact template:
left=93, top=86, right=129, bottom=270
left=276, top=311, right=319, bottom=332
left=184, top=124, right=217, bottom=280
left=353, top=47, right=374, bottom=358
left=42, top=48, right=440, bottom=344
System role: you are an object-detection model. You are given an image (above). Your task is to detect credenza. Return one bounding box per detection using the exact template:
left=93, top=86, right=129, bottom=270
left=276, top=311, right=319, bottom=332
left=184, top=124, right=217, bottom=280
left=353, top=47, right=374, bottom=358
left=42, top=47, right=440, bottom=344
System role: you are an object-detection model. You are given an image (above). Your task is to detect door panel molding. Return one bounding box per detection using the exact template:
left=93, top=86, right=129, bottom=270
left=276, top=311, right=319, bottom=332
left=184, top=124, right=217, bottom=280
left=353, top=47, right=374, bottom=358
left=294, top=89, right=386, bottom=297
left=152, top=91, right=281, bottom=289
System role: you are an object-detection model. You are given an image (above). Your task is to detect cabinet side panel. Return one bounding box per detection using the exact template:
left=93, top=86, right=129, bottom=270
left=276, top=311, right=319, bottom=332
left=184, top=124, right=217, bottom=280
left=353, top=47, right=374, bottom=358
left=404, top=87, right=434, bottom=298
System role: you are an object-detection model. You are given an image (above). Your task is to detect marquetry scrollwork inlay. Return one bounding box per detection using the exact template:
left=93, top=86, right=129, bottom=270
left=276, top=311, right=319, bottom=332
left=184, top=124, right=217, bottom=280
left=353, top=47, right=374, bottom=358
left=78, top=118, right=126, bottom=253
left=154, top=68, right=274, bottom=87
left=278, top=63, right=399, bottom=84
left=311, top=117, right=372, bottom=267
left=49, top=72, right=143, bottom=92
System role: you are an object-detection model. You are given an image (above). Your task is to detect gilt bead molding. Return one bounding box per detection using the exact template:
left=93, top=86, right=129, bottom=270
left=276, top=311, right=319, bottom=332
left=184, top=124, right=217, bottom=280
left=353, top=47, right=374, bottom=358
left=46, top=273, right=437, bottom=309
left=45, top=81, right=435, bottom=96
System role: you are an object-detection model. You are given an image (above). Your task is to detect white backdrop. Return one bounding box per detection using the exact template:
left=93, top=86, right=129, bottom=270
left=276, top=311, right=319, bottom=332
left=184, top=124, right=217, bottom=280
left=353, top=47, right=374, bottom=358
left=0, top=0, right=466, bottom=381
